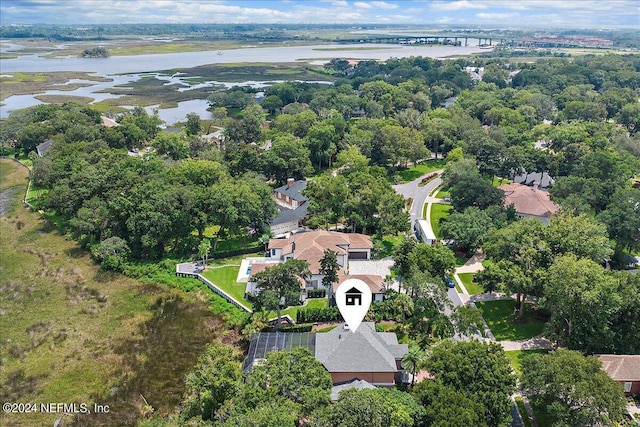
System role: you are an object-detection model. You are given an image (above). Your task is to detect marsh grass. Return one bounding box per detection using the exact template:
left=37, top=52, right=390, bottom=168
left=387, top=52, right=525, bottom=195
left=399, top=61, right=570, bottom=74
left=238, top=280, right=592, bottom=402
left=0, top=72, right=109, bottom=100
left=0, top=160, right=237, bottom=426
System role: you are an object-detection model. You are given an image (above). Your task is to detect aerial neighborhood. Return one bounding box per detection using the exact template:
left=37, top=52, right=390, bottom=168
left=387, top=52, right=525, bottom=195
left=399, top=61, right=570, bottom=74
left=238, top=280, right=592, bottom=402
left=1, top=9, right=640, bottom=427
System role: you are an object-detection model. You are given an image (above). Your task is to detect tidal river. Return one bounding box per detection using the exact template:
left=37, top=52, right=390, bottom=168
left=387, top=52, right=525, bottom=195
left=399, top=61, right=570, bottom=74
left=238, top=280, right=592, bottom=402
left=0, top=43, right=488, bottom=123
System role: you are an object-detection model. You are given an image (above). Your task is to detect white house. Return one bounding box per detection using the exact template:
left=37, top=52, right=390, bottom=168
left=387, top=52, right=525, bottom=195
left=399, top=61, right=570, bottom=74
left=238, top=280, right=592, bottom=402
left=246, top=230, right=385, bottom=301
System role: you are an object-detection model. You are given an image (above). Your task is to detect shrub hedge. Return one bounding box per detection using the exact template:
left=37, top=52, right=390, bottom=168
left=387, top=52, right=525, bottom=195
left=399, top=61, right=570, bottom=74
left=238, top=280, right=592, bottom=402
left=296, top=306, right=342, bottom=323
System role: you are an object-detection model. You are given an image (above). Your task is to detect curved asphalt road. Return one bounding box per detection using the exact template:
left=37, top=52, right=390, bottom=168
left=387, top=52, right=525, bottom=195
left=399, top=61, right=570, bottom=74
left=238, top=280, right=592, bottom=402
left=392, top=171, right=443, bottom=225
left=393, top=171, right=465, bottom=311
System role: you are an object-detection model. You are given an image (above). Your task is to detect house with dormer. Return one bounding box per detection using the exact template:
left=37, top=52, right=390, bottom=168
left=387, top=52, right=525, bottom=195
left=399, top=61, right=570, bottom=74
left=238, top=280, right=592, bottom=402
left=244, top=230, right=385, bottom=302
left=270, top=178, right=308, bottom=234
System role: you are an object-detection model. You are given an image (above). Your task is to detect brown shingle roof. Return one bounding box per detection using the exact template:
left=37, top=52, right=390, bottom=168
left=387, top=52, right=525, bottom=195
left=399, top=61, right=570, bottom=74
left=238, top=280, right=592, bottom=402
left=249, top=263, right=305, bottom=288
left=268, top=231, right=373, bottom=274
left=597, top=355, right=640, bottom=381
left=268, top=239, right=289, bottom=249
left=499, top=183, right=560, bottom=218
left=335, top=271, right=384, bottom=294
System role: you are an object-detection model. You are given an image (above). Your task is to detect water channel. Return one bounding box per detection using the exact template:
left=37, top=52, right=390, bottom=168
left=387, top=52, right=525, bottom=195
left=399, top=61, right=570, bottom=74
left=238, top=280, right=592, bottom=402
left=1, top=42, right=488, bottom=124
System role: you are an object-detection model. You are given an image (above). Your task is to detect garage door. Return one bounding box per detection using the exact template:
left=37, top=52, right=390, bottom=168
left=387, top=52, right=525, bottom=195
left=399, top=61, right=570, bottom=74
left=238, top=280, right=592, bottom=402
left=348, top=251, right=368, bottom=260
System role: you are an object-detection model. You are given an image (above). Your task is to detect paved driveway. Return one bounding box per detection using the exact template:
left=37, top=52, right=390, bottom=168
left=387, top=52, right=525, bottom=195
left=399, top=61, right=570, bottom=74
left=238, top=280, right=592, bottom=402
left=348, top=259, right=394, bottom=278
left=392, top=171, right=443, bottom=223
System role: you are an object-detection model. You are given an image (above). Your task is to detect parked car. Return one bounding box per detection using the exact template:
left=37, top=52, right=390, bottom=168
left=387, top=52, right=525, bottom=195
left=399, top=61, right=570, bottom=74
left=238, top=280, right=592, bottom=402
left=444, top=277, right=456, bottom=288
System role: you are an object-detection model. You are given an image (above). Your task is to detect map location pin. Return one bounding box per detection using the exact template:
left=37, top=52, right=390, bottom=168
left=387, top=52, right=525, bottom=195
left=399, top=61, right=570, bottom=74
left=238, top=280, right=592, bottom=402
left=335, top=278, right=372, bottom=333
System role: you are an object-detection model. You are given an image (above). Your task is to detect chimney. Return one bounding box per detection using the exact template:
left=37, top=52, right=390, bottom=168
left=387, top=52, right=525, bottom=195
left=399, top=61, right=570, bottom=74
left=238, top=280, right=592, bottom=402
left=287, top=178, right=295, bottom=188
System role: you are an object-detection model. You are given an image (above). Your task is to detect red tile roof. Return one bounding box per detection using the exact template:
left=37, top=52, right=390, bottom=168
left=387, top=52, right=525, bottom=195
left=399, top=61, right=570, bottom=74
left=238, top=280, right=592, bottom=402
left=499, top=183, right=560, bottom=218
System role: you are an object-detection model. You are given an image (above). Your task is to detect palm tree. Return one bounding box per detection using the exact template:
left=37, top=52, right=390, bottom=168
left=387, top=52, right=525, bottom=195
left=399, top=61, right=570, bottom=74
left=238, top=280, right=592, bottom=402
left=198, top=238, right=211, bottom=267
left=401, top=346, right=424, bottom=387
left=393, top=293, right=415, bottom=332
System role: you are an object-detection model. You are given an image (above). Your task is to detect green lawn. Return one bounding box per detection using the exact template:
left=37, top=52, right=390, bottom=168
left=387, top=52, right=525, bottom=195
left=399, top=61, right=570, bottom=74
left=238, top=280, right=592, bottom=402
left=201, top=258, right=331, bottom=318
left=458, top=273, right=483, bottom=294
left=391, top=160, right=446, bottom=183
left=274, top=297, right=328, bottom=320
left=475, top=300, right=546, bottom=341
left=492, top=178, right=511, bottom=188
left=429, top=203, right=451, bottom=239
left=201, top=265, right=252, bottom=310
left=515, top=397, right=534, bottom=427
left=198, top=225, right=263, bottom=254
left=454, top=253, right=470, bottom=267
left=372, top=233, right=403, bottom=259
left=505, top=350, right=548, bottom=377
left=435, top=189, right=450, bottom=199
left=530, top=402, right=555, bottom=427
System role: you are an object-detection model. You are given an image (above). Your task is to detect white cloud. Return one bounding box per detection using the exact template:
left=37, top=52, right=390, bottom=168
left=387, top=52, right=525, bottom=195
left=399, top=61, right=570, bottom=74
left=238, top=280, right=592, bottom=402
left=1, top=0, right=638, bottom=27
left=475, top=12, right=520, bottom=20
left=429, top=0, right=488, bottom=12
left=354, top=2, right=373, bottom=9
left=371, top=1, right=398, bottom=10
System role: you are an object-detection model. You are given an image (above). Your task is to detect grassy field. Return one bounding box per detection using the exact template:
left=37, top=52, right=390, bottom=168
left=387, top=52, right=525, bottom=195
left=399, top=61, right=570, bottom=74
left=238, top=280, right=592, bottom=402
left=458, top=272, right=483, bottom=294
left=0, top=159, right=238, bottom=426
left=391, top=160, right=446, bottom=184
left=475, top=300, right=546, bottom=341
left=201, top=265, right=251, bottom=309
left=429, top=203, right=451, bottom=239
left=435, top=189, right=450, bottom=199
left=0, top=158, right=29, bottom=192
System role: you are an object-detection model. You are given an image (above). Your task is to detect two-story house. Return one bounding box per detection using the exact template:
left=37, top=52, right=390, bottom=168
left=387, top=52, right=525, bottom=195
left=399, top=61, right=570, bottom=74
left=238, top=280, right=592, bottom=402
left=270, top=178, right=308, bottom=235
left=246, top=230, right=385, bottom=302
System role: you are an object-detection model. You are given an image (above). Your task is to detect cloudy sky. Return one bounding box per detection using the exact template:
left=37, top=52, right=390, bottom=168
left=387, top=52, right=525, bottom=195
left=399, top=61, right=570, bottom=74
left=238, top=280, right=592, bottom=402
left=1, top=0, right=638, bottom=28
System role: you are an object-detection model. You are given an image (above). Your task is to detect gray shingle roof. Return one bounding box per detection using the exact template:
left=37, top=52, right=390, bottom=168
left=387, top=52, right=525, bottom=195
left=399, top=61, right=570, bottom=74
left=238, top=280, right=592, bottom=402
left=269, top=203, right=308, bottom=225
left=274, top=180, right=308, bottom=202
left=36, top=139, right=54, bottom=157
left=315, top=322, right=407, bottom=373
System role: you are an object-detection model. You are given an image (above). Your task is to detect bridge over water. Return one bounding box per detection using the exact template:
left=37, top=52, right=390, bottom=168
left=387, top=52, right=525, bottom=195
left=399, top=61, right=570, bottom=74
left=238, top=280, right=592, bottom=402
left=335, top=34, right=601, bottom=49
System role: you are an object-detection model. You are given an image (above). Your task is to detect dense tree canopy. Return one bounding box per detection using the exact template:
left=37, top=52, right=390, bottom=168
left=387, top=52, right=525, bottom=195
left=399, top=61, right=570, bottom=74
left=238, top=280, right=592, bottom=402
left=423, top=340, right=516, bottom=427
left=521, top=350, right=627, bottom=427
